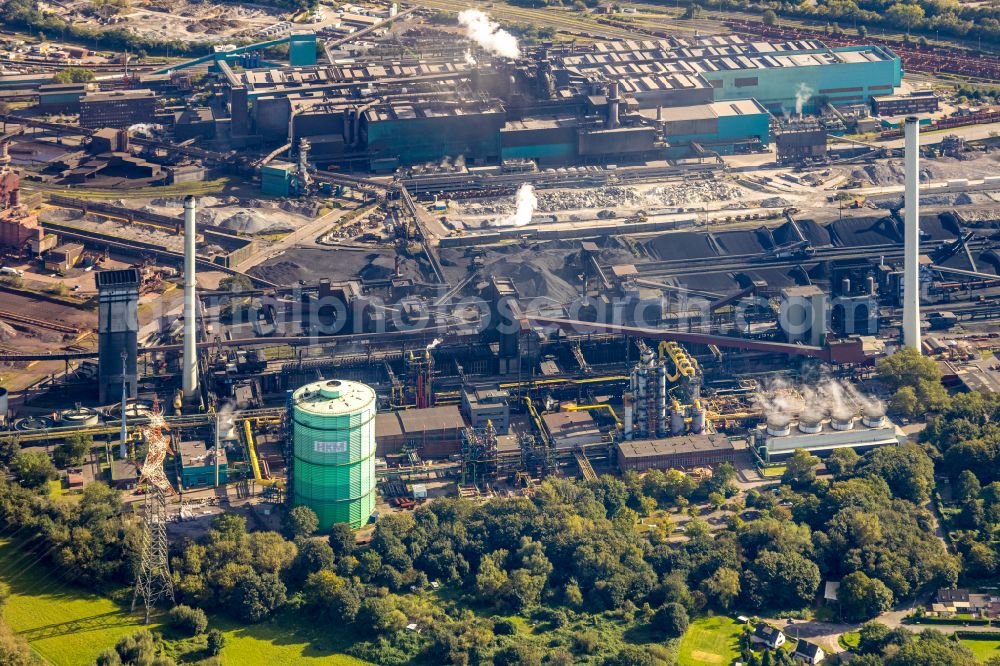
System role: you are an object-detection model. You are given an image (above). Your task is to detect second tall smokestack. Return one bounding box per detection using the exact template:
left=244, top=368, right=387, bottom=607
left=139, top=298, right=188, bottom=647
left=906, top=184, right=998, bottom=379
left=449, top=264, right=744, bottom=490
left=183, top=196, right=199, bottom=398
left=903, top=116, right=921, bottom=352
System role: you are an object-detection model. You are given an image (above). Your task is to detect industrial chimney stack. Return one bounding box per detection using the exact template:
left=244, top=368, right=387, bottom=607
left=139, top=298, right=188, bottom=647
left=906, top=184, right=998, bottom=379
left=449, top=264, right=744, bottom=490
left=182, top=196, right=199, bottom=398
left=606, top=81, right=620, bottom=130
left=903, top=117, right=921, bottom=351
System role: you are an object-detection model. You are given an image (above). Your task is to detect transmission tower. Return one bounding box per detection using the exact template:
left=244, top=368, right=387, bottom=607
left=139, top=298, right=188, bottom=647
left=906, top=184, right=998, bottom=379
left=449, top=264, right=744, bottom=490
left=131, top=412, right=175, bottom=624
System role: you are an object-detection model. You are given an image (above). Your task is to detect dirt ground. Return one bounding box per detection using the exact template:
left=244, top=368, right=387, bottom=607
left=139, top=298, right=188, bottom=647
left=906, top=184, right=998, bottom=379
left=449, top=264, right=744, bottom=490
left=55, top=0, right=287, bottom=45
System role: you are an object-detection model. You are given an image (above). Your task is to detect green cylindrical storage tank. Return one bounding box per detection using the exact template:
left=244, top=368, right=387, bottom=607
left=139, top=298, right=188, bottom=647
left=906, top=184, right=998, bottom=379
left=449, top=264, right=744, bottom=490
left=291, top=379, right=376, bottom=529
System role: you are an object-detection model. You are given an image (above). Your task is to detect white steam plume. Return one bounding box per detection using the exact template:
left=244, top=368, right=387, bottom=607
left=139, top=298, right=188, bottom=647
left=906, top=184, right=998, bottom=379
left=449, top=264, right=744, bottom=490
left=427, top=338, right=442, bottom=350
left=753, top=374, right=884, bottom=422
left=794, top=83, right=813, bottom=116
left=458, top=9, right=521, bottom=60
left=464, top=50, right=477, bottom=66
left=491, top=183, right=537, bottom=227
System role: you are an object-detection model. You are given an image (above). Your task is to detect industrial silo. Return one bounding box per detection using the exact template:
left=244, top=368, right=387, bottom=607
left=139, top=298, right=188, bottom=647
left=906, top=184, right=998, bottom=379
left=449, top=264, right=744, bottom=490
left=290, top=379, right=376, bottom=529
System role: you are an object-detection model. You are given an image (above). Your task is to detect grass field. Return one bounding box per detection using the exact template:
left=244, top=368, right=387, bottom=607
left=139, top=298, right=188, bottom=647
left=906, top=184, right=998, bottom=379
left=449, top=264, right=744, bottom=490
left=0, top=538, right=154, bottom=665
left=961, top=637, right=1000, bottom=662
left=678, top=616, right=743, bottom=666
left=0, top=538, right=372, bottom=665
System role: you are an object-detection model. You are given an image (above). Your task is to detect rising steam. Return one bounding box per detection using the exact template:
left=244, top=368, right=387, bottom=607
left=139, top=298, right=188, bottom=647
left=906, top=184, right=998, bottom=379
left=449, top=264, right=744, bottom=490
left=458, top=9, right=521, bottom=60
left=754, top=375, right=884, bottom=423
left=426, top=338, right=442, bottom=350
left=794, top=83, right=813, bottom=116
left=491, top=183, right=537, bottom=227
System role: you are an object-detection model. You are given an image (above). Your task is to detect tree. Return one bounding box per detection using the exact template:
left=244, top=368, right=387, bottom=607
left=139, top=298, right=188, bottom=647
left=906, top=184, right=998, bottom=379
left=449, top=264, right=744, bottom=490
left=96, top=649, right=122, bottom=666
left=358, top=597, right=407, bottom=636
left=889, top=386, right=919, bottom=419
left=328, top=523, right=355, bottom=556
left=53, top=434, right=90, bottom=468
left=494, top=644, right=542, bottom=666
left=167, top=604, right=208, bottom=636
left=603, top=646, right=657, bottom=666
left=744, top=550, right=820, bottom=609
left=290, top=539, right=335, bottom=585
left=114, top=630, right=172, bottom=665
left=230, top=570, right=286, bottom=622
left=877, top=347, right=941, bottom=392
left=956, top=470, right=981, bottom=504
left=304, top=570, right=360, bottom=622
left=651, top=602, right=688, bottom=638
left=858, top=24, right=868, bottom=37
left=700, top=567, right=741, bottom=609
left=206, top=629, right=225, bottom=656
left=683, top=3, right=701, bottom=18
left=916, top=379, right=951, bottom=414
left=839, top=571, right=894, bottom=621
left=52, top=67, right=95, bottom=83
left=763, top=9, right=777, bottom=24
left=11, top=451, right=57, bottom=489
left=885, top=2, right=925, bottom=35
left=856, top=443, right=935, bottom=502
left=283, top=506, right=319, bottom=539
left=826, top=448, right=860, bottom=480
left=886, top=629, right=975, bottom=666
left=782, top=449, right=821, bottom=488
left=0, top=438, right=19, bottom=468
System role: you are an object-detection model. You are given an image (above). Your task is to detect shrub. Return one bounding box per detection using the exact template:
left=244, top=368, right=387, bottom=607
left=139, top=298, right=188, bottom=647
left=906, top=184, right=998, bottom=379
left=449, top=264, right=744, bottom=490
left=493, top=617, right=518, bottom=635
left=573, top=630, right=599, bottom=654
left=206, top=629, right=225, bottom=656
left=168, top=604, right=208, bottom=636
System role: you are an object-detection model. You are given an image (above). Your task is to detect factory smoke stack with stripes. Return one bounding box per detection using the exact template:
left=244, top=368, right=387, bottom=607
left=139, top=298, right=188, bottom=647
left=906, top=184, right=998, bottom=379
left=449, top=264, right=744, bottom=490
left=183, top=196, right=199, bottom=398
left=903, top=116, right=921, bottom=352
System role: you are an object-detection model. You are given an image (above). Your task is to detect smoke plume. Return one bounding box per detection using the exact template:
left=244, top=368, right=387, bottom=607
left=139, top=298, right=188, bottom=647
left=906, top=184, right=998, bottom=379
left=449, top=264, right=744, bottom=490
left=753, top=374, right=884, bottom=423
left=794, top=83, right=813, bottom=116
left=491, top=183, right=537, bottom=227
left=458, top=10, right=521, bottom=59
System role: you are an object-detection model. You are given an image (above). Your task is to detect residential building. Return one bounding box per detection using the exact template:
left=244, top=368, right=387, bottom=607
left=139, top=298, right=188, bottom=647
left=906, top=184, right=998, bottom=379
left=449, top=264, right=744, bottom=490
left=791, top=640, right=825, bottom=665
left=929, top=588, right=1000, bottom=620
left=750, top=623, right=785, bottom=650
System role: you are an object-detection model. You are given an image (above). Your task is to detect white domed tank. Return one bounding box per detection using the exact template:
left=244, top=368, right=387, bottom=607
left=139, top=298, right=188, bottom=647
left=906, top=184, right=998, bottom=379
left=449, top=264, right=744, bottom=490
left=830, top=408, right=856, bottom=431
left=291, top=379, right=376, bottom=530
left=798, top=410, right=824, bottom=434
left=861, top=405, right=887, bottom=428
left=766, top=415, right=792, bottom=437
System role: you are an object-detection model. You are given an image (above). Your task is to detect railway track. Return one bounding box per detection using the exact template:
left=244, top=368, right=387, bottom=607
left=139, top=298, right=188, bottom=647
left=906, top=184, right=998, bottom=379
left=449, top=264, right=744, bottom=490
left=0, top=309, right=80, bottom=334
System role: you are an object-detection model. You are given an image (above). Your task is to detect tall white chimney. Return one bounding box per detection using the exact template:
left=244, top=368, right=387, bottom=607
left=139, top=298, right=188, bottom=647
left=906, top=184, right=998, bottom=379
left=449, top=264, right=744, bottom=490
left=903, top=117, right=921, bottom=351
left=182, top=196, right=199, bottom=398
